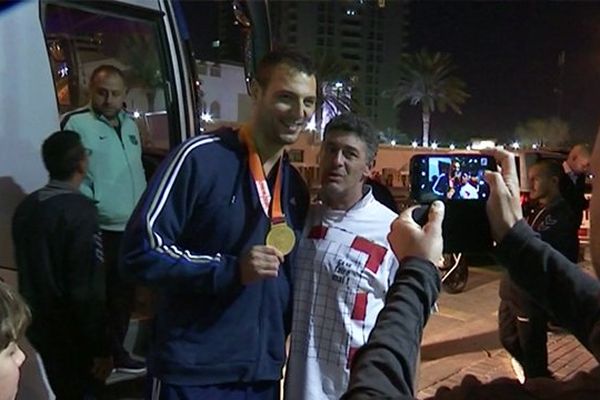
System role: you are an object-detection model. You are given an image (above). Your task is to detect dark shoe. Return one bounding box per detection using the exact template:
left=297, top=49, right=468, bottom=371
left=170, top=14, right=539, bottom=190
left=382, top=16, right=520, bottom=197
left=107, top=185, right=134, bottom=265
left=114, top=355, right=146, bottom=374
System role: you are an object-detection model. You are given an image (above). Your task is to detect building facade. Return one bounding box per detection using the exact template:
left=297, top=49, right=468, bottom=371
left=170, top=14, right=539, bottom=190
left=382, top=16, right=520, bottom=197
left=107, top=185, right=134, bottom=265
left=270, top=0, right=408, bottom=130
left=196, top=60, right=251, bottom=125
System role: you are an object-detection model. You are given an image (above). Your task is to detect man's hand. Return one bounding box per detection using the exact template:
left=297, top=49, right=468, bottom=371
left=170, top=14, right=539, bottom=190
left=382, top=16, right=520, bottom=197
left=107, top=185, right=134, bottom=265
left=387, top=201, right=444, bottom=265
left=90, top=356, right=113, bottom=381
left=482, top=148, right=523, bottom=242
left=240, top=245, right=284, bottom=285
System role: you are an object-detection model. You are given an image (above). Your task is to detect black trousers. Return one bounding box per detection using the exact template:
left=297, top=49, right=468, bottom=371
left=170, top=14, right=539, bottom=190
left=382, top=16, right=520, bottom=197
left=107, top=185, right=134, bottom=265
left=498, top=292, right=551, bottom=379
left=102, top=230, right=134, bottom=361
left=35, top=338, right=105, bottom=400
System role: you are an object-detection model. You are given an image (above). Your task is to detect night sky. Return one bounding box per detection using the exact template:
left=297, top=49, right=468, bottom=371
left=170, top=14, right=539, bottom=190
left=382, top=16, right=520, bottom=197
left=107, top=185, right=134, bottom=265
left=183, top=1, right=600, bottom=147
left=400, top=0, right=600, bottom=146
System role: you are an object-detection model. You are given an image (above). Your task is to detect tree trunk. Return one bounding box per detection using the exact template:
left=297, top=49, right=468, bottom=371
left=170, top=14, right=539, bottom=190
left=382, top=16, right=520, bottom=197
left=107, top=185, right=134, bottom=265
left=146, top=89, right=157, bottom=112
left=422, top=108, right=431, bottom=147
left=315, top=106, right=324, bottom=142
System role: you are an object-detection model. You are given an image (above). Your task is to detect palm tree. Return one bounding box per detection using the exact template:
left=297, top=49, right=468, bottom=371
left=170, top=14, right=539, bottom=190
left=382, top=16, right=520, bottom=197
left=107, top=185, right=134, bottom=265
left=119, top=34, right=163, bottom=111
left=386, top=49, right=469, bottom=146
left=313, top=53, right=359, bottom=137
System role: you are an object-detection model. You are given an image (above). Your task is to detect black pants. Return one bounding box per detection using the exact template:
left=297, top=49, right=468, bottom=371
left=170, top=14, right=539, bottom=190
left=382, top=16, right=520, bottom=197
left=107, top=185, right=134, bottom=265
left=498, top=291, right=551, bottom=379
left=35, top=339, right=105, bottom=399
left=102, top=230, right=134, bottom=361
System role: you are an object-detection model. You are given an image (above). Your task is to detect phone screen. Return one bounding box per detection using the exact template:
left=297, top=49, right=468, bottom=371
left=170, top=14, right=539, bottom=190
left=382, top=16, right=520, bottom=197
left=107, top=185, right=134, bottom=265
left=411, top=154, right=496, bottom=203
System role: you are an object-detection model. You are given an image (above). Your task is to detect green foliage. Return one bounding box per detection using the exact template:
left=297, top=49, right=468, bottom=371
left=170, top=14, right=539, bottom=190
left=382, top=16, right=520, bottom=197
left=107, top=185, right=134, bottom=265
left=389, top=49, right=469, bottom=113
left=119, top=34, right=163, bottom=88
left=514, top=117, right=570, bottom=147
left=315, top=52, right=360, bottom=115
left=386, top=49, right=469, bottom=144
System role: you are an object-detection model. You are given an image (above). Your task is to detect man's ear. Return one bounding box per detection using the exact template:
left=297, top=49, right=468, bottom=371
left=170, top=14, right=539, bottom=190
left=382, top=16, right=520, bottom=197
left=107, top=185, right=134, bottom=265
left=364, top=159, right=375, bottom=179
left=250, top=79, right=262, bottom=102
left=77, top=155, right=88, bottom=175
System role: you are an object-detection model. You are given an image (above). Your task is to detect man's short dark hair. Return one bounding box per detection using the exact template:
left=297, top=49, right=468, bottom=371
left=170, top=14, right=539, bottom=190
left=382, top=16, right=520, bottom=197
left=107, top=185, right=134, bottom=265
left=323, top=113, right=379, bottom=163
left=255, top=47, right=316, bottom=88
left=42, top=130, right=86, bottom=180
left=89, top=64, right=125, bottom=87
left=533, top=159, right=564, bottom=180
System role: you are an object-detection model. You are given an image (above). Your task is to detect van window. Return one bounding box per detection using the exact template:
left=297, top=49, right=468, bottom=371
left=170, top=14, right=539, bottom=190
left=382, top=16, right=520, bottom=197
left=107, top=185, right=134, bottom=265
left=41, top=1, right=174, bottom=153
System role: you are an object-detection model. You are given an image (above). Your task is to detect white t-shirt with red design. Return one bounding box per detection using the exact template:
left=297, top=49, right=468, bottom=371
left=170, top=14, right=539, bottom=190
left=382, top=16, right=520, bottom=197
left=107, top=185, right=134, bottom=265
left=285, top=190, right=399, bottom=400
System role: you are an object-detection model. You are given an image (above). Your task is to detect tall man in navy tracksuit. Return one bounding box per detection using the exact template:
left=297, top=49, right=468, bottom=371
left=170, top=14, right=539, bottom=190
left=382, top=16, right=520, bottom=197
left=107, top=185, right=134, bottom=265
left=121, top=48, right=317, bottom=400
left=498, top=159, right=580, bottom=379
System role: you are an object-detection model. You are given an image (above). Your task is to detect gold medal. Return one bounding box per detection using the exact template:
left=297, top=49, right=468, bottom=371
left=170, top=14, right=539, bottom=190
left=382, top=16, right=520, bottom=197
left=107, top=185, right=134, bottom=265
left=266, top=223, right=296, bottom=255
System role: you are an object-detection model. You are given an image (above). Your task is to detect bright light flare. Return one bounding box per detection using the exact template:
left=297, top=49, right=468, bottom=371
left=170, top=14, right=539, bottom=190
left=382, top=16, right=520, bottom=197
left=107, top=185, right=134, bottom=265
left=201, top=112, right=213, bottom=123
left=306, top=118, right=317, bottom=132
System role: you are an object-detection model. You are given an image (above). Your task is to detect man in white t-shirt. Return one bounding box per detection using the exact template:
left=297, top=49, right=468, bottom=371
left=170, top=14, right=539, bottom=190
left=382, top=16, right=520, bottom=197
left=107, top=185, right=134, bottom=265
left=457, top=172, right=478, bottom=199
left=285, top=113, right=399, bottom=400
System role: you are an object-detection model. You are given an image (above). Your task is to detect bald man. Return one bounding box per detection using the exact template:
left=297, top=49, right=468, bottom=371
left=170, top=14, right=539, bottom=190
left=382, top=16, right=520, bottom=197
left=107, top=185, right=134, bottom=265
left=498, top=159, right=579, bottom=380
left=560, top=143, right=591, bottom=229
left=591, top=132, right=600, bottom=278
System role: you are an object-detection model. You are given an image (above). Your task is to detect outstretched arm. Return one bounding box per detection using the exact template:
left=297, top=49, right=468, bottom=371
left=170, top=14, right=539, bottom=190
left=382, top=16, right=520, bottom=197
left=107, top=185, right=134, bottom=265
left=484, top=148, right=600, bottom=361
left=343, top=202, right=444, bottom=399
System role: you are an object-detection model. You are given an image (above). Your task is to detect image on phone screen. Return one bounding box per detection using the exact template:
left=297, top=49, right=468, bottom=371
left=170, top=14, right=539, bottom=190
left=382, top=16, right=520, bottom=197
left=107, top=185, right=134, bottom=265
left=411, top=155, right=495, bottom=202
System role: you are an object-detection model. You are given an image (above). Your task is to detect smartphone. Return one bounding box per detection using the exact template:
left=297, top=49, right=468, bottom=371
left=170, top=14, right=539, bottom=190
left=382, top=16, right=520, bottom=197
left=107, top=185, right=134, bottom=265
left=410, top=154, right=497, bottom=203
left=409, top=153, right=497, bottom=253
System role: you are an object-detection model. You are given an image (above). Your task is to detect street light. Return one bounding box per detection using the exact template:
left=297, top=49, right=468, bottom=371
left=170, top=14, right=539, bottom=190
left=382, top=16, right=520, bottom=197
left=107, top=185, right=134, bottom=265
left=411, top=140, right=419, bottom=148
left=511, top=141, right=520, bottom=150
left=201, top=112, right=213, bottom=123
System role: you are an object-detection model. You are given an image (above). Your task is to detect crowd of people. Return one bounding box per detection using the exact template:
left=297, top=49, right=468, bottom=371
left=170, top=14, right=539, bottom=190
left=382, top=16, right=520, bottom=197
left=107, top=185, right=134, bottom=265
left=1, top=47, right=599, bottom=400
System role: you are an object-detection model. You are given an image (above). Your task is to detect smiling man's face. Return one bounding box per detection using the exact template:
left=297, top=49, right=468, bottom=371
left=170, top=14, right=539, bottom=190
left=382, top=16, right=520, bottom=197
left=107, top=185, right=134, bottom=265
left=252, top=63, right=317, bottom=147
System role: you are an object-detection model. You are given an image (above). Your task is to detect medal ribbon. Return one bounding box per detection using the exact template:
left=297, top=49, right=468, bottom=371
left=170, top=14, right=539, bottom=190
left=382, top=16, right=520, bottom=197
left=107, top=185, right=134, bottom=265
left=239, top=125, right=285, bottom=224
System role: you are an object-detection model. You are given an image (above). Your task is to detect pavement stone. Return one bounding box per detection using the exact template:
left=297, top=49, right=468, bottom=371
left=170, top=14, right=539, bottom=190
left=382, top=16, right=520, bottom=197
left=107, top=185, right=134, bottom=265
left=417, top=332, right=598, bottom=399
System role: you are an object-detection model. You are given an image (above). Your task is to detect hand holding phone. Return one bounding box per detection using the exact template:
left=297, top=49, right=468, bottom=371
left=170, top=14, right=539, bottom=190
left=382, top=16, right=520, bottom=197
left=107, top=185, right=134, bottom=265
left=409, top=153, right=497, bottom=253
left=410, top=154, right=497, bottom=203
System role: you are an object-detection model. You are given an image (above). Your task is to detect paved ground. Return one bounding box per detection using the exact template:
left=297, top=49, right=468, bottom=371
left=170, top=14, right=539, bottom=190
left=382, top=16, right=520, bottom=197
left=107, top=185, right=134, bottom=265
left=417, top=260, right=599, bottom=399
left=23, top=258, right=595, bottom=399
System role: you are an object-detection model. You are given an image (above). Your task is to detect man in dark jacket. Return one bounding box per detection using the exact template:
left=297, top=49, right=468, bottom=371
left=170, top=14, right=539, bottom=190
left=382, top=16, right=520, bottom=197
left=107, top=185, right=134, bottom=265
left=12, top=130, right=113, bottom=399
left=499, top=159, right=580, bottom=379
left=342, top=148, right=600, bottom=400
left=121, top=48, right=316, bottom=400
left=560, top=143, right=591, bottom=228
